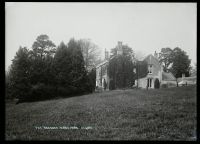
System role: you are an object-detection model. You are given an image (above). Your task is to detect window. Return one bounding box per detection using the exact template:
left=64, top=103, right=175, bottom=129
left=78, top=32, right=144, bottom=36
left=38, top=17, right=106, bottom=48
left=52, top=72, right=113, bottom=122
left=148, top=64, right=153, bottom=74
left=147, top=78, right=152, bottom=88
left=150, top=79, right=152, bottom=87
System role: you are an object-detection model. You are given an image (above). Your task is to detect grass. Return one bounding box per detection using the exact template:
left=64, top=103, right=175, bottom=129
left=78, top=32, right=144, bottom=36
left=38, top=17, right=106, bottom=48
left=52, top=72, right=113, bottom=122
left=6, top=85, right=196, bottom=140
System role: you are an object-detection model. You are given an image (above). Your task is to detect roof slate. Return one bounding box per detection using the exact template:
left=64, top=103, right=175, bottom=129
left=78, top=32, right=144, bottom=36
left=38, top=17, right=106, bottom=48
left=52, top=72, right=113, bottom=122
left=162, top=72, right=176, bottom=81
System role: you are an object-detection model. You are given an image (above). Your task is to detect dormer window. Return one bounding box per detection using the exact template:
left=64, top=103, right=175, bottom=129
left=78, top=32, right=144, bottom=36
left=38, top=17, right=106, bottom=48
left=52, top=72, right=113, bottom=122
left=148, top=64, right=153, bottom=74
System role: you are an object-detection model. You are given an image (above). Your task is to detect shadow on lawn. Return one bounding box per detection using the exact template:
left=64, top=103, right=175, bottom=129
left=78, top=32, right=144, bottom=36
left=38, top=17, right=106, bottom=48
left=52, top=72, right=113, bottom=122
left=12, top=85, right=196, bottom=105
left=14, top=88, right=113, bottom=104
left=14, top=91, right=94, bottom=104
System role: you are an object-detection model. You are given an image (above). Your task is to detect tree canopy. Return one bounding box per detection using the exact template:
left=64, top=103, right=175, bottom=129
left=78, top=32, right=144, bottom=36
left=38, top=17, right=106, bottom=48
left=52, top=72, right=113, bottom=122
left=7, top=35, right=96, bottom=103
left=170, top=47, right=191, bottom=78
left=78, top=39, right=101, bottom=72
left=108, top=44, right=135, bottom=89
left=110, top=44, right=134, bottom=59
left=158, top=47, right=191, bottom=78
left=158, top=47, right=173, bottom=72
left=32, top=34, right=56, bottom=58
left=9, top=46, right=32, bottom=100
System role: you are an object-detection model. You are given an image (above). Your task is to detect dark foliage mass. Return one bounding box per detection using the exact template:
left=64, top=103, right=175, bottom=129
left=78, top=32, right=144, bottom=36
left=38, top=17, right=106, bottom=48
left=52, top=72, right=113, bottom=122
left=136, top=60, right=148, bottom=79
left=6, top=35, right=96, bottom=103
left=6, top=34, right=191, bottom=103
left=108, top=45, right=136, bottom=89
left=158, top=47, right=191, bottom=77
left=170, top=47, right=191, bottom=78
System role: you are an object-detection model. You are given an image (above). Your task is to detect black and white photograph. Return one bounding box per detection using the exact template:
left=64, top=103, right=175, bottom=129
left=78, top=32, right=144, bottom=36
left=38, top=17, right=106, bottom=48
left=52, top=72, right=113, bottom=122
left=5, top=2, right=197, bottom=140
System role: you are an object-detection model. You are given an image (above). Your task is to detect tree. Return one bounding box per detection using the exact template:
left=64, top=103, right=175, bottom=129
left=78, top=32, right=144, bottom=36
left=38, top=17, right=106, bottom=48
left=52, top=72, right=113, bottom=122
left=86, top=68, right=96, bottom=92
left=67, top=38, right=89, bottom=93
left=29, top=34, right=56, bottom=85
left=170, top=47, right=191, bottom=84
left=32, top=34, right=56, bottom=59
left=110, top=44, right=134, bottom=59
left=190, top=62, right=197, bottom=76
left=6, top=67, right=12, bottom=99
left=158, top=47, right=173, bottom=72
left=19, top=35, right=57, bottom=102
left=53, top=41, right=72, bottom=94
left=108, top=44, right=135, bottom=89
left=9, top=46, right=31, bottom=101
left=136, top=60, right=148, bottom=79
left=135, top=50, right=145, bottom=61
left=53, top=39, right=90, bottom=96
left=109, top=55, right=135, bottom=89
left=78, top=39, right=101, bottom=72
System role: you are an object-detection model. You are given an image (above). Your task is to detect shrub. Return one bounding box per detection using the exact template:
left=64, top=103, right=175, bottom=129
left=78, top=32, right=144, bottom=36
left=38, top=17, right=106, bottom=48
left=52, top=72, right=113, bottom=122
left=27, top=83, right=57, bottom=102
left=57, top=86, right=80, bottom=97
left=109, top=80, right=115, bottom=90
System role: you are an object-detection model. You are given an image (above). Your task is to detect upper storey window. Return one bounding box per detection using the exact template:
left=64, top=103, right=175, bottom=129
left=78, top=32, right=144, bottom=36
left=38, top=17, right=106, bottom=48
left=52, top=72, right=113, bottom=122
left=148, top=64, right=153, bottom=74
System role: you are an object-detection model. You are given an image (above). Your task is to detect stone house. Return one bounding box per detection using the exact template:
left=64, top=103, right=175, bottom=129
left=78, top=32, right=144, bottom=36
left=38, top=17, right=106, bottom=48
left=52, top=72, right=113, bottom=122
left=96, top=43, right=177, bottom=90
left=135, top=52, right=176, bottom=89
left=95, top=41, right=123, bottom=90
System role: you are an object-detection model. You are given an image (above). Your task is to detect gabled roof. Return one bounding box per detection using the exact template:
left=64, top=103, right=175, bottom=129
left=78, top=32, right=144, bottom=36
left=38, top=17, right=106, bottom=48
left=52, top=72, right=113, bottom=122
left=143, top=54, right=160, bottom=65
left=162, top=72, right=176, bottom=81
left=190, top=70, right=196, bottom=77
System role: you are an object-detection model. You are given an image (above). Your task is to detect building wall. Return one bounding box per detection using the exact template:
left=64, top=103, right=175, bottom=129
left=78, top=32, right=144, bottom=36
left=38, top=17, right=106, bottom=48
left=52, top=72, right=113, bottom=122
left=145, top=55, right=162, bottom=78
left=96, top=62, right=109, bottom=90
left=138, top=77, right=147, bottom=88
left=137, top=54, right=162, bottom=89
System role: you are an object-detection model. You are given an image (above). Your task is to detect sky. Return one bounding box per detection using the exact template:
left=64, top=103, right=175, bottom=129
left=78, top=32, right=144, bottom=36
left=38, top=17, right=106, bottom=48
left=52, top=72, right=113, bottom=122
left=5, top=2, right=197, bottom=70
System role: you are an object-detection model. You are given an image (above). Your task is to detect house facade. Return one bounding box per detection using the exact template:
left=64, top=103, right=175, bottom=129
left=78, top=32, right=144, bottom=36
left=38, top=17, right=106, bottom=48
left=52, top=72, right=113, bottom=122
left=136, top=52, right=176, bottom=89
left=95, top=41, right=123, bottom=90
left=95, top=48, right=110, bottom=90
left=95, top=59, right=109, bottom=90
left=96, top=43, right=177, bottom=90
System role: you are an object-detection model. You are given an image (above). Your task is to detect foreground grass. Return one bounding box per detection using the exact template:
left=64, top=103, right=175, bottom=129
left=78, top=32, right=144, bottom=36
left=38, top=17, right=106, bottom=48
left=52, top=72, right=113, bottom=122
left=6, top=86, right=196, bottom=140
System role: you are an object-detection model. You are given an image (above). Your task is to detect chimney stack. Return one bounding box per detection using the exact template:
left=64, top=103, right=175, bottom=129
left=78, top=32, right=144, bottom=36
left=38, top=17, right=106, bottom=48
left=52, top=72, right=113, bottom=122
left=105, top=49, right=109, bottom=60
left=117, top=41, right=123, bottom=55
left=118, top=41, right=122, bottom=48
left=154, top=51, right=158, bottom=59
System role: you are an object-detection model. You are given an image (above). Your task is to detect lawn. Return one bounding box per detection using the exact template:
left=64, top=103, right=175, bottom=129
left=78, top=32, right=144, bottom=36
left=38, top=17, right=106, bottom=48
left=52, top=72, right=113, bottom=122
left=6, top=85, right=197, bottom=140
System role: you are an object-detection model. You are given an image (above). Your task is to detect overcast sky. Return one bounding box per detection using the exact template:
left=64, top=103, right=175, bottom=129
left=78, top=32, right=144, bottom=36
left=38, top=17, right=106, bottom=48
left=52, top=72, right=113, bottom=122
left=5, top=2, right=197, bottom=70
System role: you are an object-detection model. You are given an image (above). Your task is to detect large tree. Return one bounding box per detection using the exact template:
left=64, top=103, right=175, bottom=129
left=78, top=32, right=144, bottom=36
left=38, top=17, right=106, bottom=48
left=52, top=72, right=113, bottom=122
left=78, top=39, right=101, bottom=72
left=158, top=47, right=173, bottom=72
left=170, top=47, right=191, bottom=78
left=67, top=39, right=87, bottom=87
left=6, top=66, right=13, bottom=99
left=32, top=34, right=56, bottom=59
left=136, top=60, right=148, bottom=79
left=53, top=39, right=90, bottom=96
left=109, top=44, right=135, bottom=89
left=9, top=46, right=32, bottom=101
left=110, top=44, right=134, bottom=58
left=29, top=34, right=56, bottom=85
left=53, top=42, right=71, bottom=93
